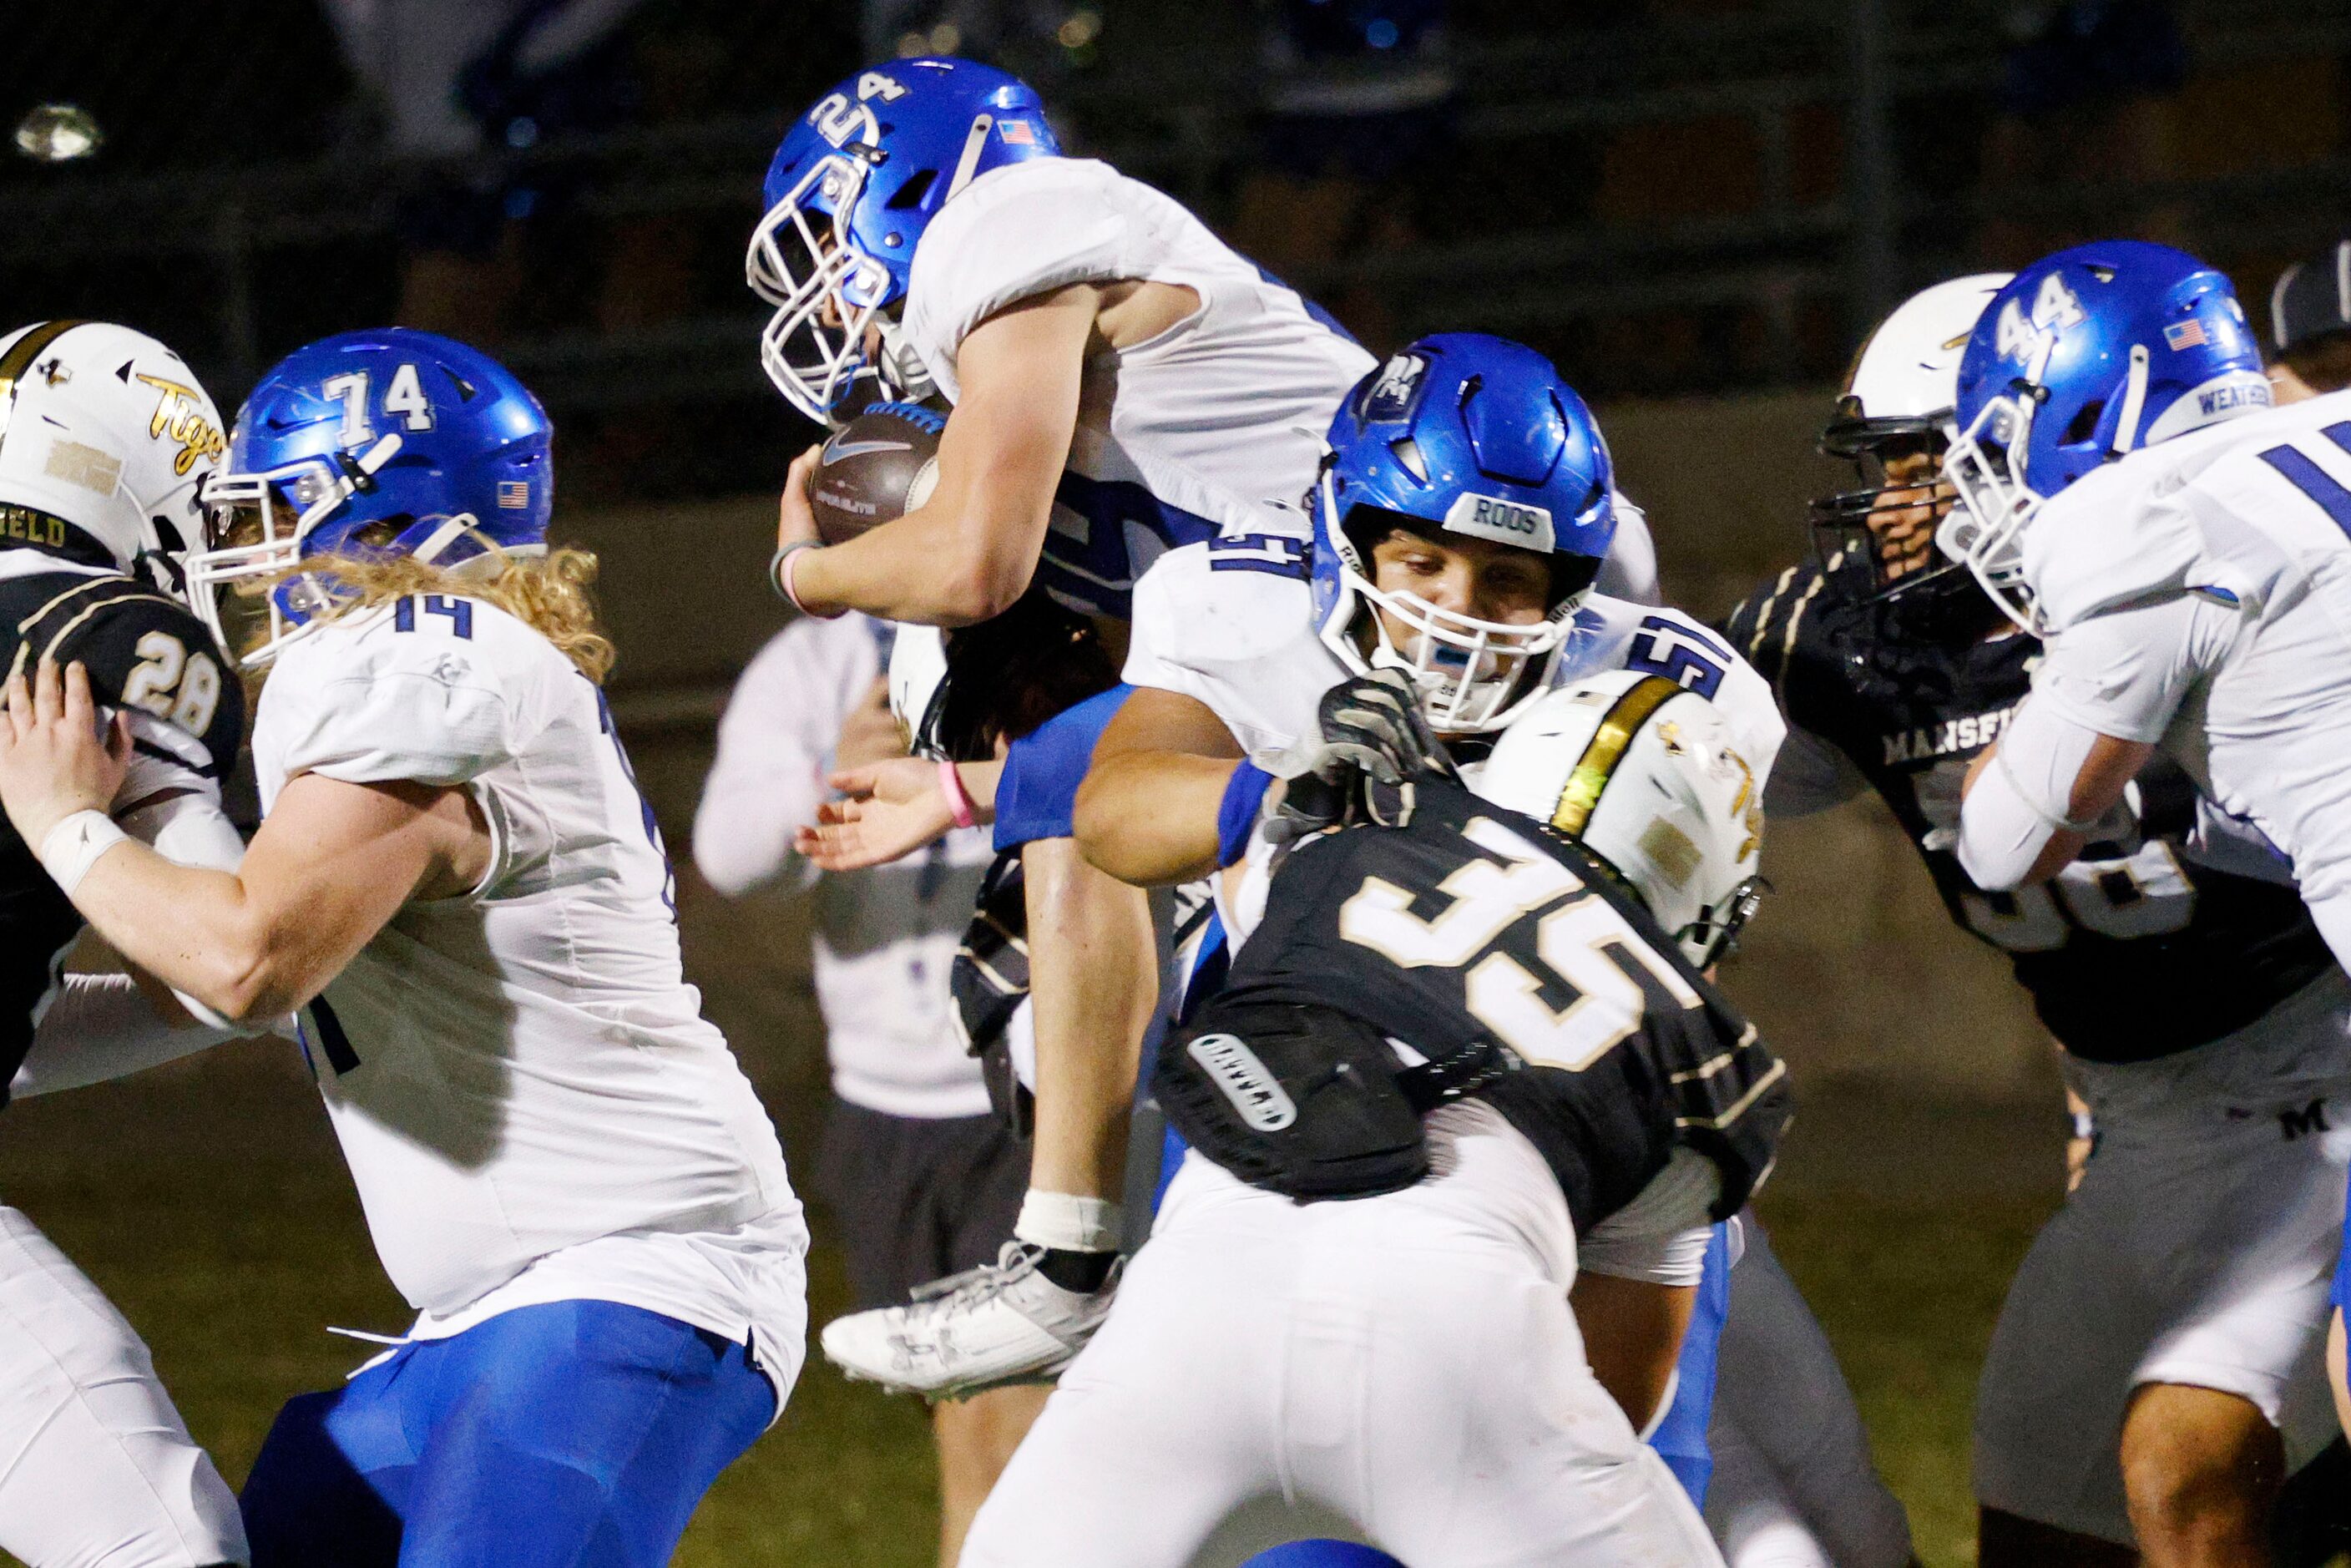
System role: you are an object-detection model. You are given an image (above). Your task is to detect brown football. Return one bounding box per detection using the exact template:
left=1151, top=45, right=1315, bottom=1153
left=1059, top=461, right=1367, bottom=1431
left=810, top=402, right=945, bottom=544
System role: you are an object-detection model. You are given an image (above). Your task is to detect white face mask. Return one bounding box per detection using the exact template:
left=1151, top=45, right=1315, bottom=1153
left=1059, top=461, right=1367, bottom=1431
left=745, top=153, right=894, bottom=425
left=1937, top=392, right=2049, bottom=635
left=1351, top=572, right=1571, bottom=733
left=1317, top=474, right=1578, bottom=734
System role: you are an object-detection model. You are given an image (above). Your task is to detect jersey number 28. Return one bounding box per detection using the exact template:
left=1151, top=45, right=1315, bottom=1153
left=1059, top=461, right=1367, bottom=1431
left=122, top=630, right=222, bottom=738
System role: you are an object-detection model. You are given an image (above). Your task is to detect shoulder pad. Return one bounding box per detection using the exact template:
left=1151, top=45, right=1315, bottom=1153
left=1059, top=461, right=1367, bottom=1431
left=904, top=159, right=1136, bottom=370
left=1570, top=597, right=1787, bottom=778
left=2028, top=464, right=2200, bottom=632
left=1132, top=539, right=1317, bottom=667
left=258, top=595, right=560, bottom=794
left=16, top=578, right=245, bottom=776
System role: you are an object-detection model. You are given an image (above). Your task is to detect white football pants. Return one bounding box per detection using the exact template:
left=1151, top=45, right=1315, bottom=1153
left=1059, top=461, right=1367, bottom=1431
left=961, top=1148, right=1725, bottom=1568
left=1706, top=1222, right=1914, bottom=1568
left=0, top=1206, right=246, bottom=1566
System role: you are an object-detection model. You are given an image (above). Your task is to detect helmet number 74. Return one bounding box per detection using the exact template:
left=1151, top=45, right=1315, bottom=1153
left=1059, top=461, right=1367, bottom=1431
left=321, top=365, right=433, bottom=447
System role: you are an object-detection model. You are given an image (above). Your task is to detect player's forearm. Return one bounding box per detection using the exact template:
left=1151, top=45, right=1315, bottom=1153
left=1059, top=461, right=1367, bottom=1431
left=1956, top=708, right=2148, bottom=888
left=793, top=499, right=1046, bottom=625
left=68, top=846, right=341, bottom=1023
left=1073, top=751, right=1238, bottom=887
left=693, top=776, right=819, bottom=898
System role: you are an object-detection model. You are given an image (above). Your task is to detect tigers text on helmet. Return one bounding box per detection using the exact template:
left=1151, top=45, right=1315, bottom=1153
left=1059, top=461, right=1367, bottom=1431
left=1475, top=669, right=1766, bottom=969
left=747, top=58, right=1060, bottom=426
left=1937, top=241, right=2269, bottom=635
left=189, top=328, right=553, bottom=669
left=1309, top=333, right=1616, bottom=735
left=0, top=321, right=226, bottom=586
left=1811, top=274, right=2009, bottom=614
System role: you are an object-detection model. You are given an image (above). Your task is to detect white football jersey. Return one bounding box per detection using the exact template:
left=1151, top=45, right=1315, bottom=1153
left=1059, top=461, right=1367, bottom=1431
left=1123, top=538, right=1787, bottom=776
left=899, top=157, right=1376, bottom=619
left=2020, top=387, right=2351, bottom=945
left=253, top=595, right=798, bottom=1330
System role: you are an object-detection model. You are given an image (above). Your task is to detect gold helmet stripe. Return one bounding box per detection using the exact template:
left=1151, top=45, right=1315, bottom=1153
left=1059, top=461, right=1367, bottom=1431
left=1550, top=674, right=1686, bottom=838
left=0, top=320, right=90, bottom=393
left=0, top=320, right=92, bottom=443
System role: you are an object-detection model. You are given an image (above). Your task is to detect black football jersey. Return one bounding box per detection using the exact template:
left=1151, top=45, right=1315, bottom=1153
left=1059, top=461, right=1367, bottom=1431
left=1721, top=557, right=2333, bottom=1064
left=1201, top=780, right=1789, bottom=1233
left=0, top=569, right=245, bottom=1096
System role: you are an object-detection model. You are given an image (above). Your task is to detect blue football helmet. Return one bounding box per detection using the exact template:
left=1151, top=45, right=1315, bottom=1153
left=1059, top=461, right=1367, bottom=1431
left=190, top=328, right=553, bottom=667
left=1310, top=333, right=1617, bottom=733
left=1237, top=1545, right=1405, bottom=1568
left=746, top=58, right=1060, bottom=424
left=1938, top=240, right=2270, bottom=632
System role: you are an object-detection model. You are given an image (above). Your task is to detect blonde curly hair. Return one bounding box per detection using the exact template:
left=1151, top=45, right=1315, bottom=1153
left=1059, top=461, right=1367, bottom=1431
left=261, top=545, right=616, bottom=684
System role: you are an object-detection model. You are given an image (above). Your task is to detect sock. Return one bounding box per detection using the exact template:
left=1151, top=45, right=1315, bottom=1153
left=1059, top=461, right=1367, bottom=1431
left=1014, top=1189, right=1122, bottom=1252
left=1034, top=1247, right=1118, bottom=1293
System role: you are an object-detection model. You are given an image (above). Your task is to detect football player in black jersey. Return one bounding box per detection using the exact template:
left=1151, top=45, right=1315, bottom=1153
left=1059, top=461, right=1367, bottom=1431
left=0, top=322, right=258, bottom=1565
left=1722, top=279, right=2351, bottom=1568
left=958, top=670, right=1782, bottom=1566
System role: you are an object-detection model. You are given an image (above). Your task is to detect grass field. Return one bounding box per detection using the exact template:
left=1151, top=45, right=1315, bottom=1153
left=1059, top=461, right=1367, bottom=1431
left=0, top=1036, right=2062, bottom=1568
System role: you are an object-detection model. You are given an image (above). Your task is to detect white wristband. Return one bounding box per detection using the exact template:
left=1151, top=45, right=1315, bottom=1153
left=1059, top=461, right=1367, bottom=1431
left=38, top=809, right=127, bottom=897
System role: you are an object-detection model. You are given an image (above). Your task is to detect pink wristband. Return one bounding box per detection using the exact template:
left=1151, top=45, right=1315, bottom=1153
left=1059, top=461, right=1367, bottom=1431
left=938, top=760, right=978, bottom=830
left=775, top=544, right=842, bottom=620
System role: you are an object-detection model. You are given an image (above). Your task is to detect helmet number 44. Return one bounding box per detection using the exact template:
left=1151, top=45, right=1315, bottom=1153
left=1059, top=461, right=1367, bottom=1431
left=1995, top=273, right=2086, bottom=364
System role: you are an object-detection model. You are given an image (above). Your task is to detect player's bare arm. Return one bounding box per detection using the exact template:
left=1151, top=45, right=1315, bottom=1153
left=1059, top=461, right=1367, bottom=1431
left=780, top=280, right=1195, bottom=626
left=1074, top=687, right=1245, bottom=887
left=0, top=660, right=484, bottom=1024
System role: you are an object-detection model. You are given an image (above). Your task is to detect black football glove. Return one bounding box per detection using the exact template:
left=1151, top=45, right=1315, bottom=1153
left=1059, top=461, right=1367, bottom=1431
left=1267, top=670, right=1455, bottom=842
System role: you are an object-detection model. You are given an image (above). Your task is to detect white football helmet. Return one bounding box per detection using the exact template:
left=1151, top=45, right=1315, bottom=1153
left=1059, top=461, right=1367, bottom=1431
left=0, top=321, right=226, bottom=584
left=1475, top=669, right=1765, bottom=968
left=888, top=622, right=950, bottom=757
left=1812, top=275, right=2010, bottom=603
left=1836, top=274, right=2015, bottom=443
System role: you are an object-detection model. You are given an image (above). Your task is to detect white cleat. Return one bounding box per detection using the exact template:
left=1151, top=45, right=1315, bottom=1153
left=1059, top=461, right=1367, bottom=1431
left=820, top=1242, right=1123, bottom=1399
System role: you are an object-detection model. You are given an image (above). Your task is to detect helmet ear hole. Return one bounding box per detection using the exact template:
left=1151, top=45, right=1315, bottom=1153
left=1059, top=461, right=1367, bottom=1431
left=885, top=169, right=937, bottom=210
left=2062, top=397, right=2106, bottom=446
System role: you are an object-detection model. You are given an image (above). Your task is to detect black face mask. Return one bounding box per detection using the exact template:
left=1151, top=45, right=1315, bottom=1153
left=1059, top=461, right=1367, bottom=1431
left=1807, top=411, right=2002, bottom=648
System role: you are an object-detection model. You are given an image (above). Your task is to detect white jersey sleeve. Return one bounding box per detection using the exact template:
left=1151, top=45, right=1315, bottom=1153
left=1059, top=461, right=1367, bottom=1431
left=1560, top=596, right=1787, bottom=783
left=2030, top=591, right=2236, bottom=745
left=1123, top=539, right=1344, bottom=764
left=693, top=615, right=887, bottom=899
left=256, top=601, right=520, bottom=797
left=901, top=160, right=1145, bottom=389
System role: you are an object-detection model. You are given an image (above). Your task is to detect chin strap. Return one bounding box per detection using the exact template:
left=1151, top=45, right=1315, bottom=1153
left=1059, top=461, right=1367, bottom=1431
left=2110, top=343, right=2151, bottom=456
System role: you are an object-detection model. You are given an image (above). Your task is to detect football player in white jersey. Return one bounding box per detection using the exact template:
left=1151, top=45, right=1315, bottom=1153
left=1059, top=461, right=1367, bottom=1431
left=749, top=54, right=1378, bottom=1388
left=0, top=328, right=808, bottom=1567
left=963, top=669, right=1784, bottom=1567
left=751, top=56, right=1661, bottom=1394
left=0, top=321, right=261, bottom=1567
left=1075, top=332, right=1782, bottom=891
left=1939, top=244, right=2351, bottom=1566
